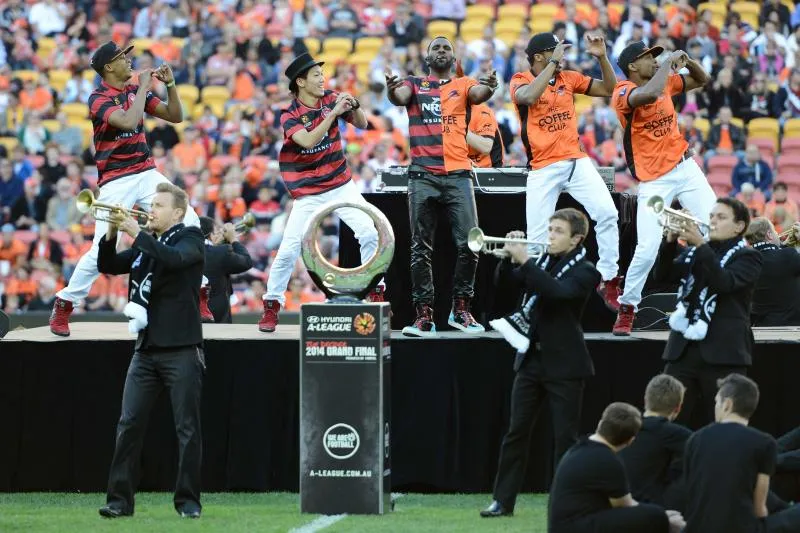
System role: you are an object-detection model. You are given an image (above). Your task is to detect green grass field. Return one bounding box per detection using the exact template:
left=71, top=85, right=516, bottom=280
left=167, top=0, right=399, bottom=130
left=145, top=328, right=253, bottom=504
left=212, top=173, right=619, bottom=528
left=0, top=492, right=549, bottom=533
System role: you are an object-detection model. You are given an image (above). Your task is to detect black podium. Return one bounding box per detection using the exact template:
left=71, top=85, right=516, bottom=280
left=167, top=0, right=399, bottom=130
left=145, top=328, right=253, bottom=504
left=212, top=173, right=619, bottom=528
left=299, top=302, right=392, bottom=515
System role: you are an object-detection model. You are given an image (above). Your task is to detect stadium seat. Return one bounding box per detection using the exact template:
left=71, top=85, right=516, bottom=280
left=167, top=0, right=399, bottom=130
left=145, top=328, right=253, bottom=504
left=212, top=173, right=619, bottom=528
left=707, top=154, right=739, bottom=175
left=171, top=38, right=186, bottom=49
left=83, top=70, right=98, bottom=84
left=730, top=1, right=760, bottom=17
left=783, top=118, right=800, bottom=139
left=694, top=117, right=710, bottom=138
left=496, top=17, right=525, bottom=32
left=61, top=102, right=89, bottom=121
left=778, top=154, right=800, bottom=175
left=48, top=69, right=71, bottom=93
left=13, top=70, right=38, bottom=83
left=496, top=29, right=522, bottom=47
left=177, top=84, right=199, bottom=104
left=466, top=4, right=495, bottom=22
left=75, top=120, right=94, bottom=149
left=201, top=86, right=231, bottom=107
left=748, top=118, right=780, bottom=145
left=530, top=3, right=559, bottom=19
left=36, top=37, right=57, bottom=61
left=304, top=38, right=321, bottom=54
left=129, top=38, right=153, bottom=55
left=322, top=37, right=353, bottom=55
left=42, top=119, right=60, bottom=133
left=696, top=2, right=726, bottom=18
left=427, top=20, right=458, bottom=41
left=354, top=37, right=383, bottom=55
left=780, top=137, right=800, bottom=156
left=0, top=137, right=19, bottom=151
left=707, top=171, right=733, bottom=196
left=575, top=3, right=593, bottom=18
left=529, top=18, right=552, bottom=33
left=749, top=137, right=776, bottom=161
left=460, top=18, right=487, bottom=37
left=498, top=4, right=527, bottom=19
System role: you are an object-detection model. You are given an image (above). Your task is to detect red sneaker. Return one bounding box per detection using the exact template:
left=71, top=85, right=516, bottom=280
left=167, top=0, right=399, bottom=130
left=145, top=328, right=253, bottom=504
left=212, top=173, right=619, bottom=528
left=258, top=299, right=280, bottom=332
left=612, top=304, right=635, bottom=336
left=49, top=296, right=74, bottom=337
left=199, top=286, right=214, bottom=323
left=597, top=276, right=623, bottom=312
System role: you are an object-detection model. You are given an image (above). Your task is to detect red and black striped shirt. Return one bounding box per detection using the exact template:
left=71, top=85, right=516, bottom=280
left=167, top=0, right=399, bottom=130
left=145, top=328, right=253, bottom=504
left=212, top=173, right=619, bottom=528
left=402, top=75, right=476, bottom=176
left=88, top=81, right=162, bottom=187
left=279, top=90, right=357, bottom=198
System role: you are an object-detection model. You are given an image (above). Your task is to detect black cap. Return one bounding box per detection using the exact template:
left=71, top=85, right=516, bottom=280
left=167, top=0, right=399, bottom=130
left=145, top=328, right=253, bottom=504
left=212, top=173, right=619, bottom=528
left=617, top=41, right=664, bottom=75
left=285, top=52, right=325, bottom=83
left=526, top=33, right=563, bottom=57
left=90, top=41, right=133, bottom=74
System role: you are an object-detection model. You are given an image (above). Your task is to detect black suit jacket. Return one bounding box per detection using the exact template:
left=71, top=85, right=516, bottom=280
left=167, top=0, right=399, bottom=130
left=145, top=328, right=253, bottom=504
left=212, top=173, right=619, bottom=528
left=500, top=254, right=601, bottom=380
left=751, top=245, right=800, bottom=327
left=654, top=239, right=763, bottom=366
left=204, top=241, right=253, bottom=323
left=97, top=226, right=205, bottom=350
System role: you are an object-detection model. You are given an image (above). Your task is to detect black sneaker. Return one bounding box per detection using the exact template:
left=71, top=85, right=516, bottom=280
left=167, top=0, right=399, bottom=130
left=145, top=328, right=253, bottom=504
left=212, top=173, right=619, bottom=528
left=98, top=505, right=132, bottom=518
left=401, top=304, right=436, bottom=337
left=178, top=503, right=201, bottom=519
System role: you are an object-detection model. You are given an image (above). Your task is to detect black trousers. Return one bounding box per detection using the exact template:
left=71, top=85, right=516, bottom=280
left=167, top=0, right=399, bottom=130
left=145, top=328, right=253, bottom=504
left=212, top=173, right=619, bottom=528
left=557, top=504, right=669, bottom=533
left=492, top=357, right=584, bottom=511
left=761, top=505, right=800, bottom=532
left=774, top=426, right=800, bottom=503
left=664, top=342, right=747, bottom=430
left=408, top=172, right=478, bottom=305
left=106, top=346, right=205, bottom=513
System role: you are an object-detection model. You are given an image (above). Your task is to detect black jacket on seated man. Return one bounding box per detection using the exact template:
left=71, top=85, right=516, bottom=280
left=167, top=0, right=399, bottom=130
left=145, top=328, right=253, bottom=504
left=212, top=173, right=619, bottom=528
left=204, top=241, right=253, bottom=323
left=98, top=227, right=205, bottom=349
left=750, top=243, right=800, bottom=327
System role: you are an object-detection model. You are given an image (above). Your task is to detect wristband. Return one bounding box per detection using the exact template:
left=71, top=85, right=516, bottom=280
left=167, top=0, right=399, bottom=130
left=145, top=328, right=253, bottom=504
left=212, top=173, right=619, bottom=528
left=351, top=98, right=361, bottom=110
left=166, top=81, right=176, bottom=88
left=549, top=59, right=559, bottom=67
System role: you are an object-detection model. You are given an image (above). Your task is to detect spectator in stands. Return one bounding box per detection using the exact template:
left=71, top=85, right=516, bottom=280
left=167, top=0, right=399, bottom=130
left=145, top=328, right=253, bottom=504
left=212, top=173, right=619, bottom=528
left=283, top=276, right=324, bottom=311
left=26, top=274, right=58, bottom=311
left=249, top=186, right=280, bottom=225
left=0, top=223, right=25, bottom=265
left=773, top=68, right=800, bottom=122
left=430, top=0, right=466, bottom=26
left=732, top=144, right=774, bottom=200
left=205, top=42, right=236, bottom=87
left=28, top=0, right=67, bottom=37
left=10, top=176, right=46, bottom=229
left=758, top=39, right=785, bottom=79
left=764, top=182, right=799, bottom=231
left=50, top=111, right=82, bottom=156
left=682, top=114, right=705, bottom=156
left=708, top=69, right=747, bottom=119
left=328, top=1, right=361, bottom=39
left=388, top=1, right=424, bottom=51
left=27, top=222, right=62, bottom=270
left=786, top=25, right=800, bottom=69
left=132, top=0, right=169, bottom=39
left=361, top=0, right=393, bottom=37
left=705, top=106, right=746, bottom=162
left=742, top=73, right=777, bottom=121
left=61, top=226, right=89, bottom=282
left=751, top=20, right=789, bottom=58
left=45, top=177, right=80, bottom=231
left=39, top=144, right=67, bottom=193
left=148, top=118, right=179, bottom=151
left=761, top=0, right=792, bottom=34
left=687, top=38, right=713, bottom=74
left=292, top=0, right=327, bottom=39
left=19, top=112, right=50, bottom=155
left=0, top=156, right=23, bottom=219
left=62, top=66, right=93, bottom=104
left=737, top=182, right=767, bottom=216
left=10, top=145, right=33, bottom=181
left=172, top=125, right=206, bottom=177
left=366, top=140, right=398, bottom=173
left=19, top=75, right=53, bottom=116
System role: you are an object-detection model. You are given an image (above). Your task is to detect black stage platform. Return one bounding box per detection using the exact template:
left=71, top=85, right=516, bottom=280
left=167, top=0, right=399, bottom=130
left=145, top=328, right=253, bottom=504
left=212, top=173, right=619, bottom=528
left=1, top=324, right=799, bottom=494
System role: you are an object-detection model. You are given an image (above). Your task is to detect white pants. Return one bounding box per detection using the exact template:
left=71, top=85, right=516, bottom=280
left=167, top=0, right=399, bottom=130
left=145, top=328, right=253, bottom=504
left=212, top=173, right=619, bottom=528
left=526, top=157, right=619, bottom=280
left=57, top=169, right=201, bottom=304
left=265, top=180, right=379, bottom=306
left=619, top=157, right=717, bottom=309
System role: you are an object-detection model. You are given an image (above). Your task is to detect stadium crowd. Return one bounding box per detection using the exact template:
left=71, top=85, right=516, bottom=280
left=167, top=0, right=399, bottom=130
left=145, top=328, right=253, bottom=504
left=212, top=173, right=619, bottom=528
left=1, top=0, right=800, bottom=315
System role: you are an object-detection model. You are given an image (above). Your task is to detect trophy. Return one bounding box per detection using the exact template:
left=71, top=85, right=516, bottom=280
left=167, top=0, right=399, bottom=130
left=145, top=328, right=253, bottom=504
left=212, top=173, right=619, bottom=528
left=299, top=200, right=394, bottom=515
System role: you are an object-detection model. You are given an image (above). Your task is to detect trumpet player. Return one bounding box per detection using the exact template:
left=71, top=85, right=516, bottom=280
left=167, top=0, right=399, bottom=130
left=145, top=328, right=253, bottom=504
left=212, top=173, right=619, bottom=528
left=49, top=42, right=203, bottom=337
left=199, top=217, right=254, bottom=324
left=611, top=42, right=717, bottom=336
left=746, top=218, right=800, bottom=327
left=481, top=208, right=601, bottom=518
left=653, top=198, right=762, bottom=429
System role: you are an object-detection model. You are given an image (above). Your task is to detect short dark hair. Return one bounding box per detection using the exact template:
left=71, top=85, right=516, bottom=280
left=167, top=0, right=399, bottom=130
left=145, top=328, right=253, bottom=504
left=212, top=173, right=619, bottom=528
left=199, top=216, right=216, bottom=238
left=644, top=374, right=685, bottom=413
left=289, top=68, right=314, bottom=95
left=597, top=402, right=642, bottom=446
left=550, top=208, right=589, bottom=243
left=716, top=197, right=750, bottom=237
left=773, top=181, right=788, bottom=191
left=155, top=182, right=189, bottom=213
left=427, top=36, right=452, bottom=54
left=745, top=217, right=772, bottom=244
left=717, top=373, right=760, bottom=419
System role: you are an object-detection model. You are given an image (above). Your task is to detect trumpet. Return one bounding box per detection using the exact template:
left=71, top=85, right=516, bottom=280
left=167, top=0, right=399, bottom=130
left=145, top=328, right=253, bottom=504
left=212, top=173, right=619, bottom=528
left=646, top=195, right=709, bottom=234
left=467, top=227, right=548, bottom=259
left=778, top=226, right=799, bottom=247
left=235, top=212, right=256, bottom=233
left=76, top=189, right=152, bottom=227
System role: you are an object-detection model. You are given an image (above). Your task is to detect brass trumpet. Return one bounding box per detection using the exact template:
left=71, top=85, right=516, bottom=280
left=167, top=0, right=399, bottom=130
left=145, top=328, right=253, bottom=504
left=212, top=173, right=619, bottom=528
left=235, top=212, right=256, bottom=233
left=646, top=195, right=709, bottom=233
left=467, top=227, right=548, bottom=259
left=778, top=226, right=799, bottom=247
left=76, top=189, right=152, bottom=227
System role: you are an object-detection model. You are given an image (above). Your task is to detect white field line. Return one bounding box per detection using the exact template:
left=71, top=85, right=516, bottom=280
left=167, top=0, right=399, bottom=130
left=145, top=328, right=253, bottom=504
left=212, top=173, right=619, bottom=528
left=290, top=493, right=406, bottom=532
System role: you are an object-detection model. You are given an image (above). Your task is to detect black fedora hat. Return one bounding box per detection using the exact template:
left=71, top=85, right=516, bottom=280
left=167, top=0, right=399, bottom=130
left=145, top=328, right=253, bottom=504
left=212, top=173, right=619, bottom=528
left=285, top=53, right=325, bottom=82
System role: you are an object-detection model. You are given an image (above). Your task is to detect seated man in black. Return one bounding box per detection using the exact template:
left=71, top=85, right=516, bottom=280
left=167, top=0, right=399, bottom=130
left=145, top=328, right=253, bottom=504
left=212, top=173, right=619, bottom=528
left=620, top=374, right=691, bottom=510
left=199, top=217, right=254, bottom=323
left=683, top=373, right=800, bottom=532
left=773, top=427, right=800, bottom=503
left=548, top=402, right=685, bottom=533
left=746, top=217, right=800, bottom=327
left=654, top=197, right=762, bottom=429
left=480, top=208, right=601, bottom=518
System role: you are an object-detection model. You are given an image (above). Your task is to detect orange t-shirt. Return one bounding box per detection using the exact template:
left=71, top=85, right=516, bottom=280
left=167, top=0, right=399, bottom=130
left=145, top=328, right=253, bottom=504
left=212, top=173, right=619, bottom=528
left=509, top=70, right=592, bottom=170
left=19, top=87, right=52, bottom=112
left=612, top=74, right=689, bottom=181
left=468, top=103, right=503, bottom=168
left=173, top=141, right=207, bottom=172
left=440, top=76, right=479, bottom=173
left=717, top=126, right=733, bottom=152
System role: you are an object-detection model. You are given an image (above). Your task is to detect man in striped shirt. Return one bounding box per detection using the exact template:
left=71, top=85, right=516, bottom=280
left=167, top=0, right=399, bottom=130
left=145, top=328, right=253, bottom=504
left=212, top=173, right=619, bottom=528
left=385, top=36, right=497, bottom=337
left=49, top=42, right=202, bottom=337
left=258, top=53, right=380, bottom=333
